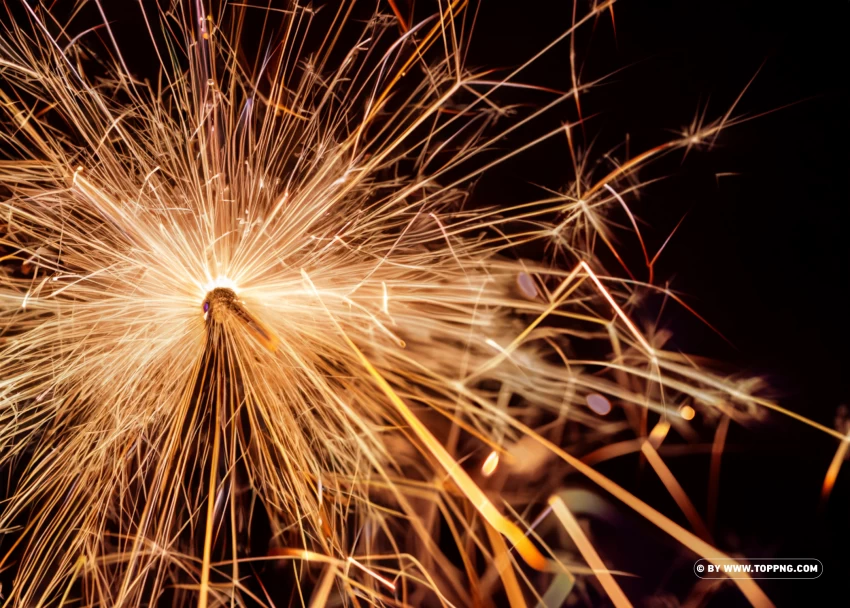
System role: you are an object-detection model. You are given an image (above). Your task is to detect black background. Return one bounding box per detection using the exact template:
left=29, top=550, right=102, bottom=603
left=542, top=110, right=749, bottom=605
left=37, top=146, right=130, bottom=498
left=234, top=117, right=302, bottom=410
left=464, top=1, right=848, bottom=605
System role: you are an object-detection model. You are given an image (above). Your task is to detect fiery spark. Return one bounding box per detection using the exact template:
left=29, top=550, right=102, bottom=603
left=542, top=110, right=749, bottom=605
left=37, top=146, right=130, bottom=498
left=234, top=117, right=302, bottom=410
left=0, top=1, right=831, bottom=606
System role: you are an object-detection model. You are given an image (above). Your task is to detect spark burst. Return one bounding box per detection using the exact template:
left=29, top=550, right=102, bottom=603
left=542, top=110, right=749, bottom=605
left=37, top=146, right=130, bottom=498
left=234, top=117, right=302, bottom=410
left=0, top=1, right=836, bottom=606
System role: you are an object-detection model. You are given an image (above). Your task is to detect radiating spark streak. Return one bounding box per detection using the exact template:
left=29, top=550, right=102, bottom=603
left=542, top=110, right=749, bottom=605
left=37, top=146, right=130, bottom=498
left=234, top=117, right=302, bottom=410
left=647, top=420, right=671, bottom=450
left=58, top=555, right=87, bottom=608
left=484, top=522, right=527, bottom=608
left=646, top=361, right=846, bottom=439
left=821, top=431, right=850, bottom=504
left=302, top=269, right=548, bottom=571
left=603, top=183, right=652, bottom=277
left=339, top=296, right=405, bottom=347
left=579, top=261, right=653, bottom=354
left=641, top=436, right=713, bottom=543
left=485, top=338, right=508, bottom=355
left=568, top=2, right=585, bottom=141
left=515, top=422, right=774, bottom=607
left=537, top=573, right=575, bottom=608
left=548, top=496, right=632, bottom=608
left=648, top=214, right=689, bottom=281
left=199, top=388, right=221, bottom=608
left=586, top=140, right=680, bottom=198
left=429, top=212, right=467, bottom=276
left=467, top=263, right=585, bottom=381
left=346, top=557, right=396, bottom=591
left=227, top=299, right=280, bottom=352
left=0, top=57, right=40, bottom=78
left=72, top=170, right=137, bottom=244
left=381, top=281, right=389, bottom=315
left=751, top=397, right=847, bottom=440
left=308, top=564, right=339, bottom=608
left=708, top=416, right=731, bottom=531
left=386, top=0, right=409, bottom=32
left=266, top=548, right=339, bottom=565
left=365, top=3, right=458, bottom=122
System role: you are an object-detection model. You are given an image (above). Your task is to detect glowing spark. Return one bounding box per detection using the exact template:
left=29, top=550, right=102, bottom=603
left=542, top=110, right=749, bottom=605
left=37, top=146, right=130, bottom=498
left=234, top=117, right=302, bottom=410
left=647, top=420, right=671, bottom=449
left=346, top=557, right=396, bottom=591
left=680, top=405, right=696, bottom=420
left=381, top=281, right=389, bottom=315
left=481, top=451, right=500, bottom=477
left=821, top=431, right=850, bottom=504
left=485, top=337, right=508, bottom=356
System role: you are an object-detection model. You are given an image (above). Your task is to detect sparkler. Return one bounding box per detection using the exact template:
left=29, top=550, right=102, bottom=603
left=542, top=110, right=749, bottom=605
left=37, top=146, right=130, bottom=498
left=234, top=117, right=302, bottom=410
left=0, top=1, right=838, bottom=606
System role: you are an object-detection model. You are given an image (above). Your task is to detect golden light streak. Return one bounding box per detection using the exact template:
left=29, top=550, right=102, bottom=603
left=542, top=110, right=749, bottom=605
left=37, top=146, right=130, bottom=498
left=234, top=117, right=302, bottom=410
left=198, top=398, right=221, bottom=608
left=821, top=431, right=850, bottom=504
left=308, top=565, right=339, bottom=608
left=346, top=557, right=396, bottom=592
left=515, top=421, right=774, bottom=607
left=708, top=416, right=731, bottom=531
left=484, top=522, right=527, bottom=608
left=302, top=269, right=549, bottom=572
left=579, top=260, right=653, bottom=354
left=647, top=419, right=671, bottom=450
left=228, top=299, right=281, bottom=353
left=481, top=450, right=499, bottom=477
left=381, top=281, right=389, bottom=315
left=548, top=496, right=632, bottom=608
left=58, top=555, right=87, bottom=608
left=467, top=263, right=585, bottom=380
left=751, top=396, right=846, bottom=440
left=641, top=439, right=713, bottom=543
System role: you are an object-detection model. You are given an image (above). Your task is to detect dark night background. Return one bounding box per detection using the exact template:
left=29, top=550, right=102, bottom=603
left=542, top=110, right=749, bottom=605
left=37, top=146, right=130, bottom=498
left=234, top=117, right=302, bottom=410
left=465, top=1, right=848, bottom=605
left=6, top=0, right=847, bottom=605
